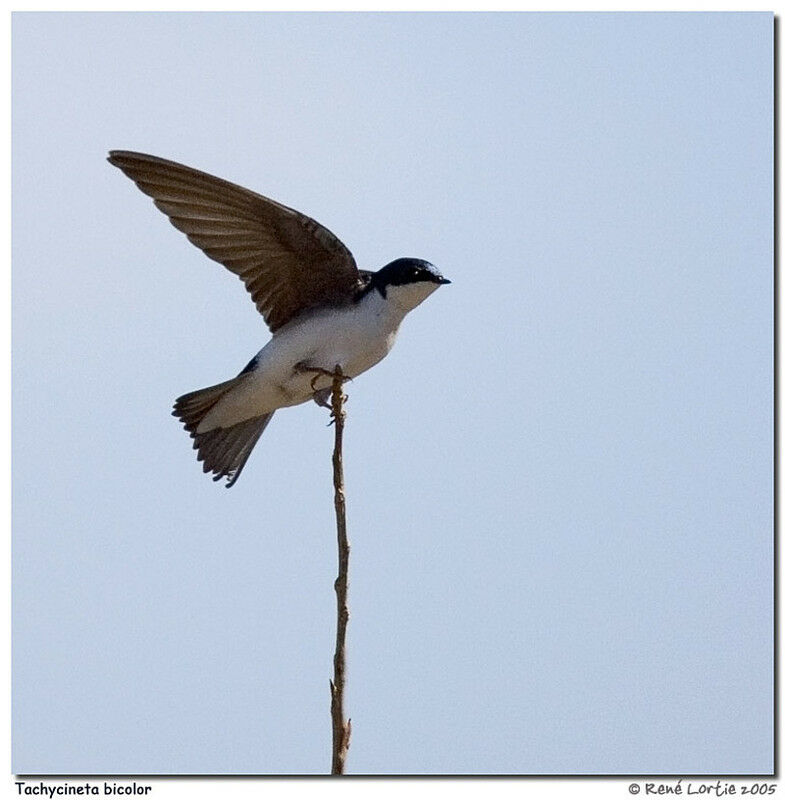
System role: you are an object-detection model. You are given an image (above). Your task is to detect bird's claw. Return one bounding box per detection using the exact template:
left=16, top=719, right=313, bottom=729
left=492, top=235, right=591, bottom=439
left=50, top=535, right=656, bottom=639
left=295, top=363, right=352, bottom=390
left=297, top=364, right=351, bottom=418
left=327, top=396, right=348, bottom=426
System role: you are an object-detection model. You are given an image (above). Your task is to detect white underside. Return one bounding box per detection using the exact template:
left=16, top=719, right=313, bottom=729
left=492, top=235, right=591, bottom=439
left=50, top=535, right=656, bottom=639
left=197, top=280, right=440, bottom=432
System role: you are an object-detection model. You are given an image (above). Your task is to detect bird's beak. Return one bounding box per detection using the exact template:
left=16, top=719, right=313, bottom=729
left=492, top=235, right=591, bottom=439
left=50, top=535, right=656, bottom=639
left=435, top=276, right=451, bottom=285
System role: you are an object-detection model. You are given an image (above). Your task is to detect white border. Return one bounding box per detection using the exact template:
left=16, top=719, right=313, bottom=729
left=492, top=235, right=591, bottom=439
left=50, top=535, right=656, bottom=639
left=6, top=4, right=777, bottom=799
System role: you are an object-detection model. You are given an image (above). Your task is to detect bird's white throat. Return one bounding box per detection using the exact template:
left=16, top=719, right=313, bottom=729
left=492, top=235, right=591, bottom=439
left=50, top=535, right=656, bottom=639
left=379, top=280, right=441, bottom=315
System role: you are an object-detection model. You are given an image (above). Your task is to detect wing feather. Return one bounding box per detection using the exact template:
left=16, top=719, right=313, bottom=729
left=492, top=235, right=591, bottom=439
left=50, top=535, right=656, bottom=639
left=108, top=150, right=361, bottom=331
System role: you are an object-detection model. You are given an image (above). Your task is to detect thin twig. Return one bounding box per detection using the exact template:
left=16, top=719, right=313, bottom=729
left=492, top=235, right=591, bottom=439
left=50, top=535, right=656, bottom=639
left=329, top=366, right=351, bottom=775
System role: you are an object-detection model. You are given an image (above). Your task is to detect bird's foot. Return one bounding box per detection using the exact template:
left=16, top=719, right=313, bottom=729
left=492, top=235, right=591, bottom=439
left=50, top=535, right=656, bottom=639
left=294, top=363, right=353, bottom=393
left=295, top=363, right=351, bottom=423
left=313, top=388, right=350, bottom=423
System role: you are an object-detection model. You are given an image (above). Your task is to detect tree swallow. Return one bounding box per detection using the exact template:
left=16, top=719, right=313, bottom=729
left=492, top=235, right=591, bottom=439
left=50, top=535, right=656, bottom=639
left=108, top=151, right=450, bottom=487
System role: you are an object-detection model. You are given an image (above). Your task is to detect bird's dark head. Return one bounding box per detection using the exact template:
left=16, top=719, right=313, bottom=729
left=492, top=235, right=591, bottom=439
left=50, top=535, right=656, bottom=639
left=376, top=258, right=450, bottom=289
left=369, top=258, right=450, bottom=311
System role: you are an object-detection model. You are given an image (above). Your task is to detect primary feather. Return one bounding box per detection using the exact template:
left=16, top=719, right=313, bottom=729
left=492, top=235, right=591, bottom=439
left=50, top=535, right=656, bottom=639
left=107, top=151, right=363, bottom=331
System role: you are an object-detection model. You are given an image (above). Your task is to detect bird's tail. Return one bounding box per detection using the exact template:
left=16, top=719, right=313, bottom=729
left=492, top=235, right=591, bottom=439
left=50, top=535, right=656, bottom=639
left=173, top=377, right=274, bottom=487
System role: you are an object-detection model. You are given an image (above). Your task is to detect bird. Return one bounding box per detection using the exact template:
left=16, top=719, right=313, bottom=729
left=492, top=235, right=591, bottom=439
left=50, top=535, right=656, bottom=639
left=107, top=151, right=450, bottom=487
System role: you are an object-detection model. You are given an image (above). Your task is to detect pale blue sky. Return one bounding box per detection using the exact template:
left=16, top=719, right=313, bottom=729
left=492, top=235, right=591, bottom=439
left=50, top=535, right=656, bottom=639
left=12, top=12, right=772, bottom=775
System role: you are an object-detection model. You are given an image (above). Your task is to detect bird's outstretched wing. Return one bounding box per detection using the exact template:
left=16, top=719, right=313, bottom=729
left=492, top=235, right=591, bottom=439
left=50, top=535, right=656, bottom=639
left=108, top=151, right=362, bottom=332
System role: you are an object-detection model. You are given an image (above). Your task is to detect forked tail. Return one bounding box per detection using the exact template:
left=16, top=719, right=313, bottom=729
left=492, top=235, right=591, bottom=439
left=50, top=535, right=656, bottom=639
left=173, top=376, right=274, bottom=487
